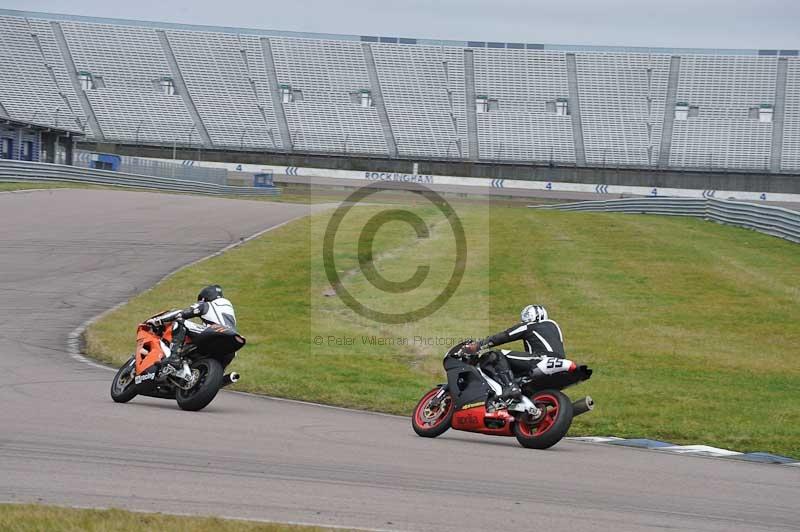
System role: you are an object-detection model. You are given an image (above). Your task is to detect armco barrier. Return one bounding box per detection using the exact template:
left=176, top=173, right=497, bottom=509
left=155, top=159, right=800, bottom=204
left=533, top=197, right=800, bottom=244
left=0, top=160, right=279, bottom=196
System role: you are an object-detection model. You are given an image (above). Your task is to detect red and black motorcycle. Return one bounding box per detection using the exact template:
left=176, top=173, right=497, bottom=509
left=110, top=313, right=245, bottom=411
left=412, top=341, right=593, bottom=449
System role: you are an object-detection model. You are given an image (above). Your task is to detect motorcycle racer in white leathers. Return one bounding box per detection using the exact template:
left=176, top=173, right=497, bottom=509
left=145, top=285, right=236, bottom=368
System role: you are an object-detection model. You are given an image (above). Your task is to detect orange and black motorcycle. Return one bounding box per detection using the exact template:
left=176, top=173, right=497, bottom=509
left=110, top=313, right=245, bottom=411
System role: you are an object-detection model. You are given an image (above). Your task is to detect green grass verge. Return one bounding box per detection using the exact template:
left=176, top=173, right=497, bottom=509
left=0, top=504, right=338, bottom=531
left=87, top=203, right=800, bottom=457
left=0, top=180, right=324, bottom=203
left=0, top=181, right=96, bottom=192
left=0, top=180, right=349, bottom=204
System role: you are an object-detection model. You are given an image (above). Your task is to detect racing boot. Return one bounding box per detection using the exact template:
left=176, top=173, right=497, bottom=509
left=161, top=352, right=182, bottom=371
left=162, top=322, right=187, bottom=371
left=494, top=371, right=522, bottom=401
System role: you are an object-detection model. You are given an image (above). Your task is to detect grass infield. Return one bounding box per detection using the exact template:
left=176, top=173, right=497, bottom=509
left=0, top=181, right=96, bottom=192
left=86, top=201, right=800, bottom=458
left=0, top=504, right=337, bottom=531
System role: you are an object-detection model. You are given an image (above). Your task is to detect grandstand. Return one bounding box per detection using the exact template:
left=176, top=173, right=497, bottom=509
left=1, top=8, right=798, bottom=173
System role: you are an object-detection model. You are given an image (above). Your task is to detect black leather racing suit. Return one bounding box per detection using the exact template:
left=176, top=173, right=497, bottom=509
left=477, top=320, right=566, bottom=393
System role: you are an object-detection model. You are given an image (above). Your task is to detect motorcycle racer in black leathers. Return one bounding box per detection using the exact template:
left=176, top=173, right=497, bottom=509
left=465, top=305, right=565, bottom=401
left=145, top=285, right=236, bottom=368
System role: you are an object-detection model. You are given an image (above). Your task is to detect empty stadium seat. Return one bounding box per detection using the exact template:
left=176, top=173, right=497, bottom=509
left=1, top=9, right=798, bottom=173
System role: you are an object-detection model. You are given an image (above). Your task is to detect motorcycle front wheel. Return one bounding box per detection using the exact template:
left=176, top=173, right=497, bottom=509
left=514, top=389, right=573, bottom=449
left=175, top=358, right=224, bottom=412
left=110, top=357, right=138, bottom=403
left=411, top=387, right=454, bottom=438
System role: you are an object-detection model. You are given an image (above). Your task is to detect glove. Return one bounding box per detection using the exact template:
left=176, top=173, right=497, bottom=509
left=146, top=317, right=162, bottom=328
left=464, top=341, right=481, bottom=354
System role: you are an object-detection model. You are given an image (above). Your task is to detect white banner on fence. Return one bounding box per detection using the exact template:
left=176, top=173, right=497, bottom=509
left=147, top=158, right=800, bottom=204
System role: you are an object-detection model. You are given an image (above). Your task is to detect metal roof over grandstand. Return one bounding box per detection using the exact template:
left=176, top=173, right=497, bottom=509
left=1, top=116, right=84, bottom=137
left=0, top=8, right=796, bottom=57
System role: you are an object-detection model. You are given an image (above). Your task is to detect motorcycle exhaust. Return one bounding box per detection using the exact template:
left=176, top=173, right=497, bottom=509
left=222, top=372, right=240, bottom=387
left=572, top=396, right=594, bottom=416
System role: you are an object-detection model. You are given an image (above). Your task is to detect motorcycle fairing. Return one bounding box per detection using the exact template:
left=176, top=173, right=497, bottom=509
left=135, top=324, right=172, bottom=375
left=476, top=367, right=503, bottom=396
left=527, top=361, right=592, bottom=391
left=452, top=405, right=514, bottom=436
left=445, top=355, right=520, bottom=436
left=503, top=352, right=592, bottom=390
left=188, top=323, right=245, bottom=357
left=444, top=356, right=494, bottom=410
left=535, top=356, right=577, bottom=375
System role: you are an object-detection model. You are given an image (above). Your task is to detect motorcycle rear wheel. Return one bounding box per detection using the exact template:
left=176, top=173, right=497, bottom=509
left=514, top=389, right=573, bottom=449
left=110, top=357, right=138, bottom=403
left=175, top=358, right=224, bottom=412
left=412, top=387, right=454, bottom=438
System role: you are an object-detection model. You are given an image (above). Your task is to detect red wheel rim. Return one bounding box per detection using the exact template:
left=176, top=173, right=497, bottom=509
left=414, top=389, right=452, bottom=429
left=517, top=393, right=559, bottom=437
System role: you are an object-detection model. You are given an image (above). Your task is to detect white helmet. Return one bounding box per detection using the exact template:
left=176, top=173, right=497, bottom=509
left=521, top=304, right=548, bottom=323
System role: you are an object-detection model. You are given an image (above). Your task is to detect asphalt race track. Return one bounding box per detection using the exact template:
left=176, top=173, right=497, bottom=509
left=0, top=189, right=797, bottom=531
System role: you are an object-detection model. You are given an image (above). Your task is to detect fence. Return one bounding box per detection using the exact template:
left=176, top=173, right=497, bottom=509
left=533, top=197, right=800, bottom=243
left=73, top=151, right=228, bottom=184
left=0, top=160, right=279, bottom=196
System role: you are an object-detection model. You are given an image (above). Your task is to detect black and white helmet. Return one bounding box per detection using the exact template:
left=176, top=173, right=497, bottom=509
left=197, top=284, right=223, bottom=302
left=521, top=304, right=548, bottom=323
left=197, top=285, right=236, bottom=327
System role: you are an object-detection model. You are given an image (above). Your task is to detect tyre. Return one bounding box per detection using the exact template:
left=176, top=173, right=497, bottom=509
left=175, top=358, right=224, bottom=412
left=110, top=357, right=138, bottom=403
left=412, top=387, right=454, bottom=438
left=514, top=389, right=573, bottom=449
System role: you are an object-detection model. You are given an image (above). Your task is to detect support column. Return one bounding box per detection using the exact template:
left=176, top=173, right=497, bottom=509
left=259, top=38, right=292, bottom=150
left=51, top=22, right=105, bottom=141
left=156, top=30, right=213, bottom=147
left=362, top=43, right=398, bottom=158
left=16, top=127, right=23, bottom=160
left=65, top=136, right=75, bottom=165
left=463, top=49, right=479, bottom=161
left=565, top=53, right=586, bottom=166
left=658, top=56, right=682, bottom=168
left=770, top=57, right=789, bottom=172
